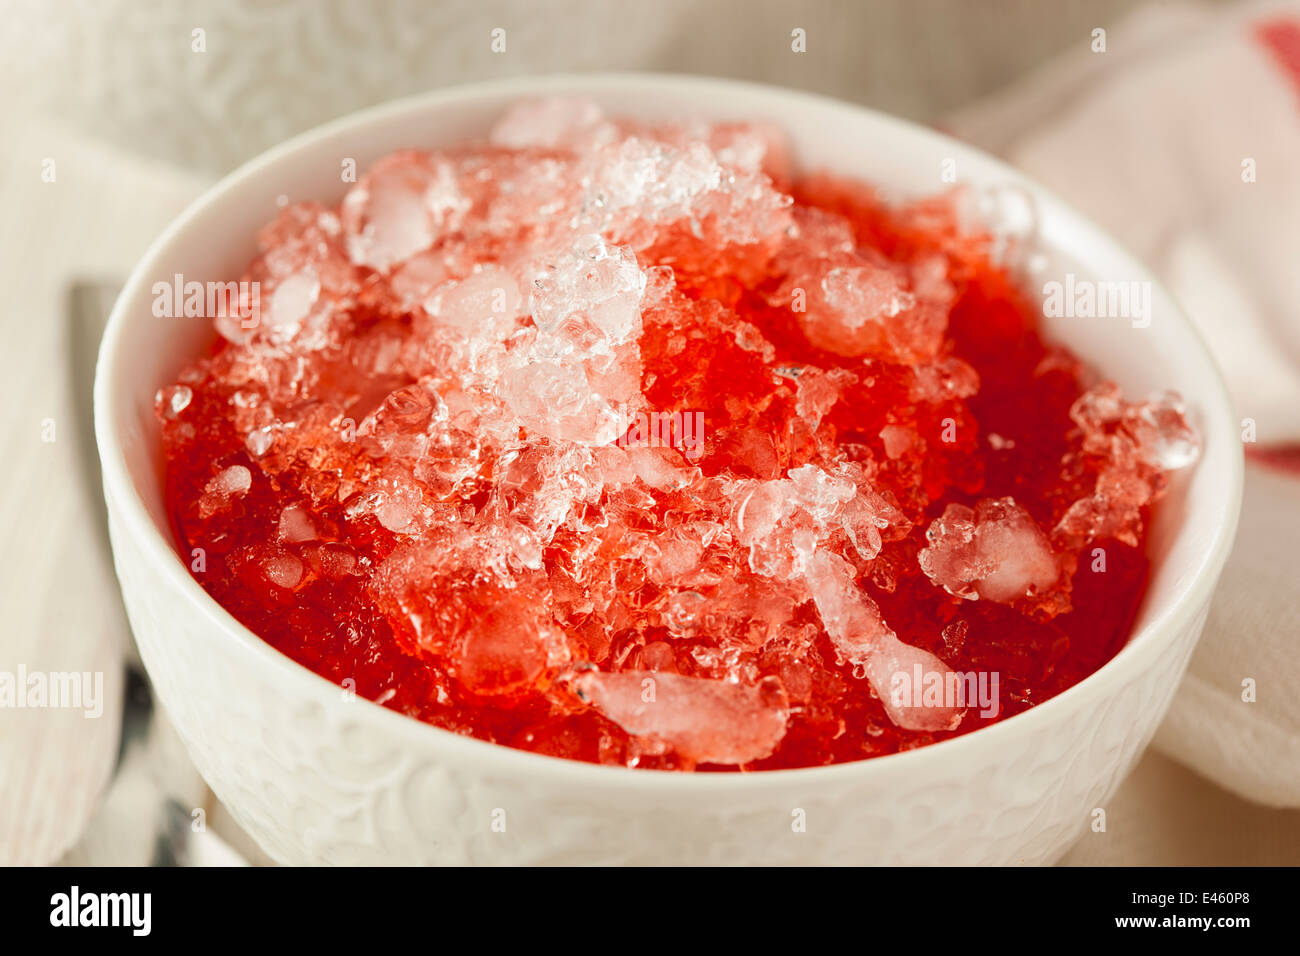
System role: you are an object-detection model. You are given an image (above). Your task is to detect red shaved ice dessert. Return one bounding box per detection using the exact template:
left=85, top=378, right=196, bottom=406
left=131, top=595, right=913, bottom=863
left=155, top=98, right=1197, bottom=771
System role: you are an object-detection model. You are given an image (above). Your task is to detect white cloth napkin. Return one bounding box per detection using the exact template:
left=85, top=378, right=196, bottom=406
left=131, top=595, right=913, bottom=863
left=950, top=0, right=1300, bottom=807
left=0, top=112, right=213, bottom=864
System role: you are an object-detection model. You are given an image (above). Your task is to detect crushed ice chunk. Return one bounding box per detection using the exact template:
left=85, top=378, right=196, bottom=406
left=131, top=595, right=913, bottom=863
left=707, top=121, right=790, bottom=178
left=794, top=367, right=853, bottom=428
left=345, top=474, right=425, bottom=534
left=968, top=183, right=1039, bottom=267
left=794, top=262, right=946, bottom=362
left=428, top=266, right=523, bottom=332
left=625, top=445, right=700, bottom=491
left=804, top=551, right=892, bottom=660
left=156, top=384, right=192, bottom=420
left=919, top=497, right=1059, bottom=604
left=277, top=503, right=317, bottom=543
left=303, top=542, right=357, bottom=579
left=1132, top=392, right=1200, bottom=469
left=1069, top=383, right=1200, bottom=468
left=456, top=591, right=559, bottom=696
left=266, top=269, right=320, bottom=332
left=573, top=669, right=788, bottom=764
left=732, top=464, right=907, bottom=576
left=500, top=236, right=647, bottom=443
left=199, top=465, right=251, bottom=517
left=1053, top=384, right=1199, bottom=549
left=245, top=425, right=274, bottom=458
left=341, top=152, right=469, bottom=272
left=824, top=265, right=914, bottom=322
left=804, top=551, right=962, bottom=731
left=865, top=630, right=967, bottom=733
left=909, top=356, right=980, bottom=403
left=589, top=138, right=723, bottom=222
left=458, top=605, right=542, bottom=692
left=583, top=135, right=792, bottom=248
left=503, top=360, right=627, bottom=444
left=879, top=424, right=917, bottom=459
left=532, top=235, right=646, bottom=350
left=261, top=547, right=304, bottom=589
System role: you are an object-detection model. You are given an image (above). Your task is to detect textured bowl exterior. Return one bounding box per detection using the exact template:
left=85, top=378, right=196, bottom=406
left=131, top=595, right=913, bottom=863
left=96, top=75, right=1242, bottom=866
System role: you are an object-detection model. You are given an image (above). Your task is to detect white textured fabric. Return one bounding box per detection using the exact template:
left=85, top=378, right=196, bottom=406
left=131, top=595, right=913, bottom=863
left=0, top=115, right=205, bottom=864
left=1154, top=462, right=1300, bottom=805
left=950, top=0, right=1300, bottom=807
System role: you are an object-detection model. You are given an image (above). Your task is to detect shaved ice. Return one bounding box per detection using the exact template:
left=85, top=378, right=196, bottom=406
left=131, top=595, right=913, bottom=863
left=156, top=98, right=1196, bottom=770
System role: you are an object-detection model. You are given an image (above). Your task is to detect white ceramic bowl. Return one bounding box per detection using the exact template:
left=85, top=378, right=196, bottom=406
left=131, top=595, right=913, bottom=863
left=95, top=74, right=1242, bottom=865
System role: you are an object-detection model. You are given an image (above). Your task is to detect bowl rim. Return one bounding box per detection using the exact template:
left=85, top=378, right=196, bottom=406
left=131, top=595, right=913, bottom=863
left=94, top=71, right=1244, bottom=792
